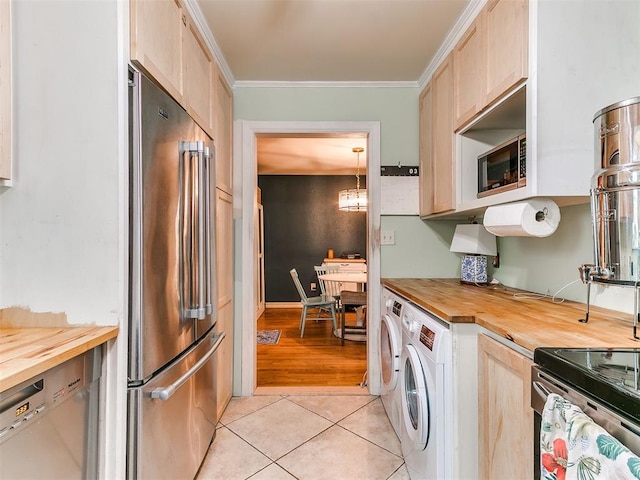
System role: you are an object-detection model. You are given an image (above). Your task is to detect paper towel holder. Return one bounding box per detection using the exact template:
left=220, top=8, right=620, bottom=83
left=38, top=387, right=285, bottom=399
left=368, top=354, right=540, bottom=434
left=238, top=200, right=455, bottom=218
left=535, top=208, right=548, bottom=222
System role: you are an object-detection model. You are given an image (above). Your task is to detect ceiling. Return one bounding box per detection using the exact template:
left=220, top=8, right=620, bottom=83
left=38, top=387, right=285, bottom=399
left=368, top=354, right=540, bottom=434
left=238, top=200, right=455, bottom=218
left=195, top=0, right=470, bottom=174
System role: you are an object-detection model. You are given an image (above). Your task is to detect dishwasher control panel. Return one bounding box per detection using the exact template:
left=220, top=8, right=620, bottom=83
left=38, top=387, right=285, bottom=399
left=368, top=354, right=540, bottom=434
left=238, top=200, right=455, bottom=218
left=0, top=349, right=95, bottom=443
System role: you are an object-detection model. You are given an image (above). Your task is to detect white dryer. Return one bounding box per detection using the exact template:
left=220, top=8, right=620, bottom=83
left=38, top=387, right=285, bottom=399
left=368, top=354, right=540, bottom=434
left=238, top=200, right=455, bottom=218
left=399, top=302, right=453, bottom=480
left=379, top=287, right=403, bottom=437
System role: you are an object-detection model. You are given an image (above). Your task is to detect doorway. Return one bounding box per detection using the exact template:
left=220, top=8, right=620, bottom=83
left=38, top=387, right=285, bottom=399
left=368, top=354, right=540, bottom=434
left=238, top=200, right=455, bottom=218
left=234, top=120, right=382, bottom=396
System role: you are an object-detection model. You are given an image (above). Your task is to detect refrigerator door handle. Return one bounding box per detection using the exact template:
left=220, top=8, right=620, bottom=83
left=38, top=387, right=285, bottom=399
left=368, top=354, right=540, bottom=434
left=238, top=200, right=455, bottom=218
left=203, top=145, right=214, bottom=316
left=150, top=332, right=225, bottom=401
left=182, top=141, right=207, bottom=320
left=196, top=141, right=206, bottom=318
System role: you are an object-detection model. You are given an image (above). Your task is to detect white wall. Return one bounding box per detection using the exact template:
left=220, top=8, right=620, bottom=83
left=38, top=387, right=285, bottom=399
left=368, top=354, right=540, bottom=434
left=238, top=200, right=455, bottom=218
left=0, top=0, right=126, bottom=326
left=1, top=2, right=129, bottom=477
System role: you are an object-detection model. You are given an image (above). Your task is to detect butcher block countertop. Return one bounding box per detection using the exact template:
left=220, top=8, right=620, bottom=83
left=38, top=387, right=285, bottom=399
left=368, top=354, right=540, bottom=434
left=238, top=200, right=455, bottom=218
left=0, top=326, right=119, bottom=392
left=382, top=278, right=639, bottom=352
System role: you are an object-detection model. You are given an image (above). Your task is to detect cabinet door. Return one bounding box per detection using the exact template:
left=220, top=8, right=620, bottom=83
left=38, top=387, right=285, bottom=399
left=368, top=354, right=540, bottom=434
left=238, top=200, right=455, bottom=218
left=478, top=334, right=533, bottom=479
left=215, top=188, right=233, bottom=420
left=453, top=16, right=485, bottom=131
left=0, top=0, right=11, bottom=182
left=130, top=0, right=184, bottom=103
left=432, top=55, right=456, bottom=213
left=213, top=64, right=233, bottom=194
left=484, top=0, right=528, bottom=106
left=419, top=83, right=434, bottom=216
left=183, top=14, right=214, bottom=137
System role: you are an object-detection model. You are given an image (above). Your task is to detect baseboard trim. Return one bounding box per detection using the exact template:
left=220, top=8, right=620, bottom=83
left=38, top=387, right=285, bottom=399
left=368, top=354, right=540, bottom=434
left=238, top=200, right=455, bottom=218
left=266, top=302, right=301, bottom=309
left=253, top=385, right=371, bottom=396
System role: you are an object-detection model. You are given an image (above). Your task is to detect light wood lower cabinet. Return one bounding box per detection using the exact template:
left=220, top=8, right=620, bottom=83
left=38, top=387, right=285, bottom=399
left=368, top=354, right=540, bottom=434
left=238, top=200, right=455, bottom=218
left=478, top=334, right=533, bottom=479
left=215, top=188, right=233, bottom=419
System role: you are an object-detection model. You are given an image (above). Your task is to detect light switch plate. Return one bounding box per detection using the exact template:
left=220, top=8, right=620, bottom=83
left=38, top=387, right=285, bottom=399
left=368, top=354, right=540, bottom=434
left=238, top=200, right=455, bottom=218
left=381, top=230, right=395, bottom=245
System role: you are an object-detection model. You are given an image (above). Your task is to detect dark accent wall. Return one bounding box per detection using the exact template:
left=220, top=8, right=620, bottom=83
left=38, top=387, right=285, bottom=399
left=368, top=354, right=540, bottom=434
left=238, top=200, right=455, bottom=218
left=258, top=175, right=366, bottom=302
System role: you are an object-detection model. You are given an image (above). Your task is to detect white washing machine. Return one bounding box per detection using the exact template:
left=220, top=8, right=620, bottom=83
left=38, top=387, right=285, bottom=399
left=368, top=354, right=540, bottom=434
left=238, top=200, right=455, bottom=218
left=379, top=287, right=403, bottom=437
left=400, top=302, right=453, bottom=480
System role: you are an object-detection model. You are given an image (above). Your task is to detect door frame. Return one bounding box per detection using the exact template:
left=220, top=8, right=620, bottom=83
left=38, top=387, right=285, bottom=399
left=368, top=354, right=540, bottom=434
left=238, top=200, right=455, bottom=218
left=233, top=120, right=382, bottom=396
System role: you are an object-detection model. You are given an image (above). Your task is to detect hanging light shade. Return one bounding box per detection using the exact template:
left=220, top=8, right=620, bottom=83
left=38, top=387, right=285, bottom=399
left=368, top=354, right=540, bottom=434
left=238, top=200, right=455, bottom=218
left=339, top=147, right=367, bottom=212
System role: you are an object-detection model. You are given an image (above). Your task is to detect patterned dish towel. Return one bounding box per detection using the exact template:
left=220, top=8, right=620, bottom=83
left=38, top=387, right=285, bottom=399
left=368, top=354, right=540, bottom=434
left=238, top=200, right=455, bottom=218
left=540, top=393, right=640, bottom=479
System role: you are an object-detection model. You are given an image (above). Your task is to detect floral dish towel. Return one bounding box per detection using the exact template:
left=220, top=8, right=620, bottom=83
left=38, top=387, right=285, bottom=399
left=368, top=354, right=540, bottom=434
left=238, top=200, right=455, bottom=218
left=540, top=393, right=640, bottom=479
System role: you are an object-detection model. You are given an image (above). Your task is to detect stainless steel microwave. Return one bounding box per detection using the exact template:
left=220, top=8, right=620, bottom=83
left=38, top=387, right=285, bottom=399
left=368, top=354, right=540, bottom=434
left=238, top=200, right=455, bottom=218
left=477, top=134, right=526, bottom=198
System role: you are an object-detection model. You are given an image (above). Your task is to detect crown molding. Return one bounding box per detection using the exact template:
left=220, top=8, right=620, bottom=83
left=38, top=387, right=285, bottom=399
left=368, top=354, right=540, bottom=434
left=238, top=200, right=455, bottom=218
left=417, top=0, right=487, bottom=90
left=183, top=0, right=486, bottom=92
left=233, top=80, right=419, bottom=89
left=183, top=0, right=236, bottom=88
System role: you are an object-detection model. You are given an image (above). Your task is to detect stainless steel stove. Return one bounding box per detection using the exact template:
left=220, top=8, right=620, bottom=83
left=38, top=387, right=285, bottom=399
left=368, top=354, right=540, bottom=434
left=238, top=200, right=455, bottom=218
left=534, top=347, right=640, bottom=425
left=531, top=347, right=640, bottom=479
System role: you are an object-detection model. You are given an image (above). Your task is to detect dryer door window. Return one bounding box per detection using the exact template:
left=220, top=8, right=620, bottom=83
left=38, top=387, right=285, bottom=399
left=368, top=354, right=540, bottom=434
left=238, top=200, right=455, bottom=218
left=402, top=344, right=430, bottom=450
left=380, top=314, right=401, bottom=391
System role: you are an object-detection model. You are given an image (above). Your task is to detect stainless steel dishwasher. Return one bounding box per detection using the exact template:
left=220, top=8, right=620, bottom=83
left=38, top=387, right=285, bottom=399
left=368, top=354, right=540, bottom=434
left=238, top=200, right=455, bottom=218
left=0, top=347, right=101, bottom=479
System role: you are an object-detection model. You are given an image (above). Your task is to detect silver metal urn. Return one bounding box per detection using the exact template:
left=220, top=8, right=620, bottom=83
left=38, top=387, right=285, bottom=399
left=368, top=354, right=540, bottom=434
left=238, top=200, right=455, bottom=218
left=580, top=96, right=640, bottom=338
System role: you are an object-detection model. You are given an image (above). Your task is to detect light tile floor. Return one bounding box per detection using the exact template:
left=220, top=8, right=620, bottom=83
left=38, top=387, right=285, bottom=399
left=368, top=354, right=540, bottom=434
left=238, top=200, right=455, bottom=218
left=197, top=395, right=409, bottom=480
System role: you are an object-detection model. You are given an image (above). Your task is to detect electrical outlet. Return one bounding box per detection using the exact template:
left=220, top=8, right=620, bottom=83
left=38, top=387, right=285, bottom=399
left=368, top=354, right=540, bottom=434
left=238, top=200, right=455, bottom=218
left=381, top=230, right=395, bottom=245
left=310, top=282, right=317, bottom=291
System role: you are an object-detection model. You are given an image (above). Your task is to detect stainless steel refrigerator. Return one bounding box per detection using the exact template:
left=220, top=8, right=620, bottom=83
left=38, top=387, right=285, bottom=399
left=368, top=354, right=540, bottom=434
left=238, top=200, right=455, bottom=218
left=127, top=67, right=224, bottom=480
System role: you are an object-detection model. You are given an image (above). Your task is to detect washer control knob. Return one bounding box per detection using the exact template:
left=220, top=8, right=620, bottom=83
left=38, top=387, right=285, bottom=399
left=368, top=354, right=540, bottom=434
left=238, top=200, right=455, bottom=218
left=409, top=320, right=419, bottom=334
left=385, top=298, right=393, bottom=310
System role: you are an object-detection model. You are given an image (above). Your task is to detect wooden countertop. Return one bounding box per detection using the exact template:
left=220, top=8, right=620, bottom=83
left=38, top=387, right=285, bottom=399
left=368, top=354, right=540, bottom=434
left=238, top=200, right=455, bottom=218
left=0, top=326, right=119, bottom=392
left=382, top=278, right=639, bottom=352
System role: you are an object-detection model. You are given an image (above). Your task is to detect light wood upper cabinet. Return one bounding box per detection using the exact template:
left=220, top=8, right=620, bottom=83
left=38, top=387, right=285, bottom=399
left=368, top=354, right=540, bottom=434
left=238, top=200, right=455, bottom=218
left=183, top=19, right=214, bottom=137
left=484, top=0, right=528, bottom=107
left=478, top=334, right=533, bottom=479
left=432, top=56, right=456, bottom=213
left=420, top=54, right=455, bottom=216
left=131, top=0, right=214, bottom=136
left=213, top=64, right=233, bottom=194
left=454, top=0, right=528, bottom=131
left=418, top=84, right=434, bottom=216
left=130, top=0, right=184, bottom=103
left=453, top=16, right=485, bottom=131
left=1, top=0, right=12, bottom=182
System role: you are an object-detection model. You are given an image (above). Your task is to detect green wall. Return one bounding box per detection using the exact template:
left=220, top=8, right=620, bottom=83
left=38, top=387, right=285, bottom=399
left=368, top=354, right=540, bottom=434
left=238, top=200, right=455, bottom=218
left=234, top=86, right=634, bottom=314
left=234, top=86, right=461, bottom=279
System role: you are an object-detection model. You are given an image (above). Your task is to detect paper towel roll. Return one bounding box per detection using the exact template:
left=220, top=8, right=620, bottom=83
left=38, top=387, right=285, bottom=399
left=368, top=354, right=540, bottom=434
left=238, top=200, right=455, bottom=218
left=483, top=199, right=561, bottom=237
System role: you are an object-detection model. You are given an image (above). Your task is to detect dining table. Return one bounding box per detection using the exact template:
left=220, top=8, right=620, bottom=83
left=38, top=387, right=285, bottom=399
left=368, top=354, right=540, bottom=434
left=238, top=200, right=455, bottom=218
left=317, top=272, right=367, bottom=292
left=317, top=272, right=367, bottom=342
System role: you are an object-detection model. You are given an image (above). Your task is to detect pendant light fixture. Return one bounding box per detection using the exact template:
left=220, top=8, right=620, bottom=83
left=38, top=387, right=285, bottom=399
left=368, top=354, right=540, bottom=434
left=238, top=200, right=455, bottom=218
left=338, top=147, right=367, bottom=212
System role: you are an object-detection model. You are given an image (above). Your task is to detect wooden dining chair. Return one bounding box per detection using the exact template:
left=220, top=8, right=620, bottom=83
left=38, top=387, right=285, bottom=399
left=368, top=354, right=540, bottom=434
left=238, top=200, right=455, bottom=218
left=339, top=290, right=367, bottom=346
left=290, top=268, right=337, bottom=338
left=313, top=264, right=339, bottom=296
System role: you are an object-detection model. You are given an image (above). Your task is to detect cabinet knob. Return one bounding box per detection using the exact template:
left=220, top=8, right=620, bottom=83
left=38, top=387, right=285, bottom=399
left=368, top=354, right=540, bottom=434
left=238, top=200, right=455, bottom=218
left=182, top=15, right=187, bottom=26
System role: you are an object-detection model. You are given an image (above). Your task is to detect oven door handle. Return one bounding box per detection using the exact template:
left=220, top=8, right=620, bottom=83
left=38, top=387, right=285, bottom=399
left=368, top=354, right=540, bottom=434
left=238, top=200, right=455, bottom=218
left=532, top=380, right=552, bottom=400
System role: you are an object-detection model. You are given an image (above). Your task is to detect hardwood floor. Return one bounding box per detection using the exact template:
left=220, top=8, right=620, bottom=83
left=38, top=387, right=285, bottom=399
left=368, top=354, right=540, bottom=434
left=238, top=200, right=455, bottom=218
left=257, top=308, right=367, bottom=387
